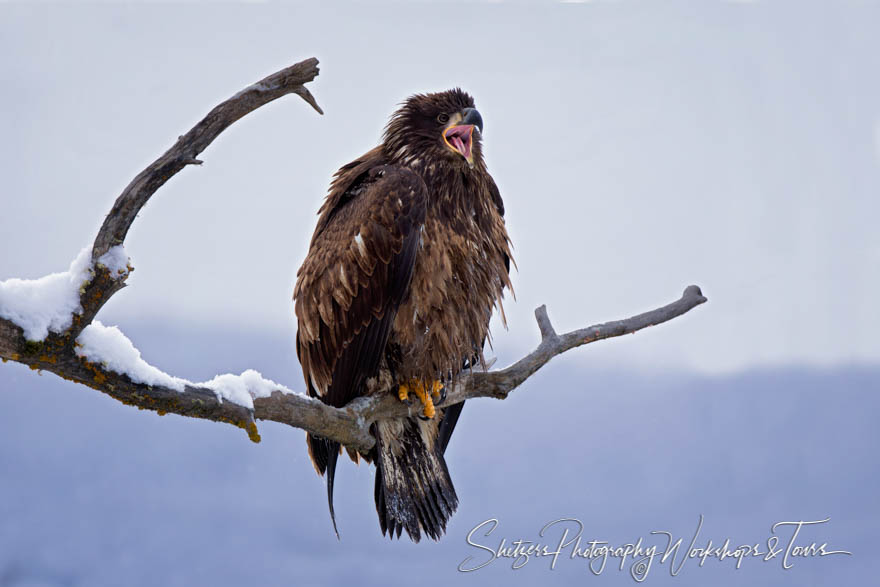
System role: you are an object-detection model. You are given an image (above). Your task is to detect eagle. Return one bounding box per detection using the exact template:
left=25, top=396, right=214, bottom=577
left=294, top=89, right=513, bottom=542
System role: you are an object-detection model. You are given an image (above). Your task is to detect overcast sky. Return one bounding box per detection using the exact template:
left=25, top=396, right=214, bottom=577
left=2, top=3, right=878, bottom=586
left=2, top=2, right=879, bottom=377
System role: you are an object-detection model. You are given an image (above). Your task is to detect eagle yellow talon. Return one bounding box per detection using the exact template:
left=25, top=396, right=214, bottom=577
left=398, top=383, right=410, bottom=402
left=397, top=380, right=441, bottom=418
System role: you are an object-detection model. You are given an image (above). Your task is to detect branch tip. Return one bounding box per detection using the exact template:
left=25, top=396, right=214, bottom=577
left=534, top=304, right=558, bottom=341
left=683, top=284, right=707, bottom=303
left=294, top=86, right=324, bottom=115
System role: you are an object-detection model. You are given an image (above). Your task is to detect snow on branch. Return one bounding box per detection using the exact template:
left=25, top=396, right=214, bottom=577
left=1, top=57, right=323, bottom=442
left=0, top=57, right=707, bottom=453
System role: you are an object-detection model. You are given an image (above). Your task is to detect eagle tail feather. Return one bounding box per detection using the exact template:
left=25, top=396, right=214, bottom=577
left=437, top=401, right=465, bottom=455
left=326, top=441, right=341, bottom=540
left=306, top=432, right=329, bottom=475
left=373, top=419, right=458, bottom=543
left=306, top=432, right=341, bottom=539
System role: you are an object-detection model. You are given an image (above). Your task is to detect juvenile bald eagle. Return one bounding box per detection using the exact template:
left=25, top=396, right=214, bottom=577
left=294, top=89, right=513, bottom=542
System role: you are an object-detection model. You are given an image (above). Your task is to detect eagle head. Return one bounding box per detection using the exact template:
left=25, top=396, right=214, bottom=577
left=383, top=88, right=484, bottom=169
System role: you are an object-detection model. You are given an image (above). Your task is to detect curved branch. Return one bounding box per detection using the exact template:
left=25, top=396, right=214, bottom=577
left=0, top=57, right=708, bottom=456
left=1, top=57, right=324, bottom=441
left=63, top=58, right=319, bottom=344
left=91, top=58, right=322, bottom=260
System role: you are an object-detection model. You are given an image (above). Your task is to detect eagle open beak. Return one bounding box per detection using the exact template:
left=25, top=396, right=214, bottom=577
left=443, top=107, right=483, bottom=166
left=443, top=124, right=475, bottom=163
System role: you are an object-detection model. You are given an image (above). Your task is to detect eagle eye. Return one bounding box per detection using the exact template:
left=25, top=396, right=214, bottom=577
left=436, top=113, right=449, bottom=124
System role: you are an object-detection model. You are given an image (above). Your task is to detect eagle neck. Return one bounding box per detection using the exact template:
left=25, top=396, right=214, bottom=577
left=411, top=161, right=489, bottom=216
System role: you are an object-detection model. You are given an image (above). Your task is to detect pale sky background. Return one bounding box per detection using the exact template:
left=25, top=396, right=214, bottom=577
left=2, top=1, right=879, bottom=377
left=2, top=3, right=879, bottom=586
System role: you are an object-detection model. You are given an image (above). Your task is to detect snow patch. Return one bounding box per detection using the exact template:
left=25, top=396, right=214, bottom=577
left=76, top=321, right=189, bottom=391
left=0, top=247, right=94, bottom=341
left=3, top=244, right=293, bottom=410
left=232, top=81, right=276, bottom=99
left=0, top=245, right=131, bottom=341
left=75, top=322, right=296, bottom=410
left=200, top=369, right=295, bottom=410
left=96, top=245, right=131, bottom=277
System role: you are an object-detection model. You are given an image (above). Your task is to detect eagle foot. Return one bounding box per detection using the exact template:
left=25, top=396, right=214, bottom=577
left=397, top=380, right=441, bottom=419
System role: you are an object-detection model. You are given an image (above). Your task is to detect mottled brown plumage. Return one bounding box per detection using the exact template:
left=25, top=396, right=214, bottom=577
left=294, top=89, right=512, bottom=542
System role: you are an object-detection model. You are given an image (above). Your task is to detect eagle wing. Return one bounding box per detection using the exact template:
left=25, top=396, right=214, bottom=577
left=295, top=164, right=428, bottom=470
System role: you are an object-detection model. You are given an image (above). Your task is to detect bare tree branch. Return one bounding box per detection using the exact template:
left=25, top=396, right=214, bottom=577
left=0, top=57, right=708, bottom=455
left=2, top=285, right=706, bottom=452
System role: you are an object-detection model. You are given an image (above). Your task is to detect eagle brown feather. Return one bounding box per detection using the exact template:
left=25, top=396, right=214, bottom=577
left=294, top=89, right=513, bottom=542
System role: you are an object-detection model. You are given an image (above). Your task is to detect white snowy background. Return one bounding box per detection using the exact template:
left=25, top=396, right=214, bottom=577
left=1, top=2, right=878, bottom=586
